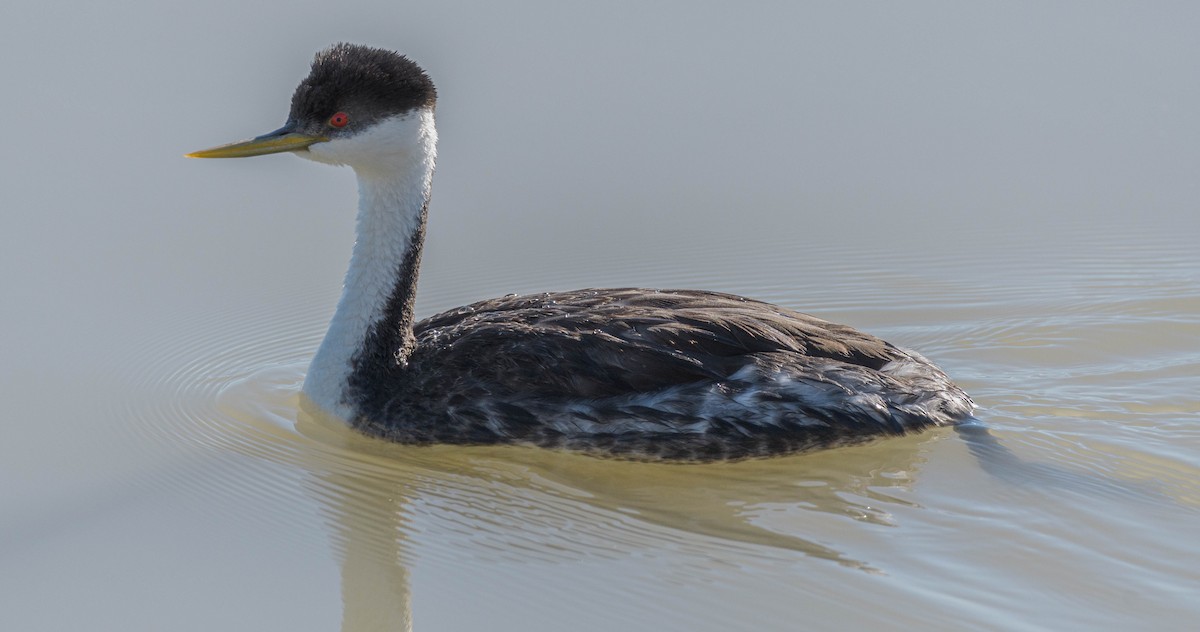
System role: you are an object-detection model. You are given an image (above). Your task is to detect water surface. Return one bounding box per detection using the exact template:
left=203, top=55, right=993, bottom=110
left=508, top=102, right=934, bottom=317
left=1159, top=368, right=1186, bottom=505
left=2, top=2, right=1198, bottom=630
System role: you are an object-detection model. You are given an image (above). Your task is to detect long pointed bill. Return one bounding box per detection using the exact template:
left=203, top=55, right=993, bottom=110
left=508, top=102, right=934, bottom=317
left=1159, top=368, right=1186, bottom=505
left=186, top=126, right=328, bottom=158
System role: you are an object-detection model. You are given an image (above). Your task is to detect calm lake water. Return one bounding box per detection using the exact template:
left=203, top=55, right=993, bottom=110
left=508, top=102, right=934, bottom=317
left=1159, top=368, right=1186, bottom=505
left=2, top=3, right=1198, bottom=630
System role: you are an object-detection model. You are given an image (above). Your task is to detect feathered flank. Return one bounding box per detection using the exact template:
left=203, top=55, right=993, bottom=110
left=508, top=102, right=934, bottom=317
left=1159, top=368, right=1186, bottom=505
left=348, top=289, right=974, bottom=461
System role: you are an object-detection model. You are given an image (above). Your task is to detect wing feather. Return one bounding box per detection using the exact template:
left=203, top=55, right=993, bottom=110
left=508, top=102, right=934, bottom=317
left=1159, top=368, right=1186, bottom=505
left=408, top=288, right=905, bottom=398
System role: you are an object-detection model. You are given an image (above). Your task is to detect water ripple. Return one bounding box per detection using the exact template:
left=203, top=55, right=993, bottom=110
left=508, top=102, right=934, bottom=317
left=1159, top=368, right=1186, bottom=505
left=109, top=218, right=1200, bottom=606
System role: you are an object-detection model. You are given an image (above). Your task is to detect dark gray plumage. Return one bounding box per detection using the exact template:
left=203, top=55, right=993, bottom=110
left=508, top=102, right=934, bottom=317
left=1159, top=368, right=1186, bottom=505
left=350, top=288, right=974, bottom=461
left=287, top=43, right=437, bottom=139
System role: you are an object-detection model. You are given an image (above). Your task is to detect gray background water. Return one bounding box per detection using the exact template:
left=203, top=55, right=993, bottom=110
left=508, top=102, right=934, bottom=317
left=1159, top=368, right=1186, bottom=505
left=2, top=2, right=1198, bottom=630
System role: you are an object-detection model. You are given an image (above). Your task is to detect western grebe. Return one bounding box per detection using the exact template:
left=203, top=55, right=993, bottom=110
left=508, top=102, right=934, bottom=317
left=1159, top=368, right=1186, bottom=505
left=188, top=43, right=974, bottom=460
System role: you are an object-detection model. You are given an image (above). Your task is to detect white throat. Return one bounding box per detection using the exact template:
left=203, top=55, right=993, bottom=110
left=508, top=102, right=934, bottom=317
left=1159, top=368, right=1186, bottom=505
left=302, top=108, right=438, bottom=421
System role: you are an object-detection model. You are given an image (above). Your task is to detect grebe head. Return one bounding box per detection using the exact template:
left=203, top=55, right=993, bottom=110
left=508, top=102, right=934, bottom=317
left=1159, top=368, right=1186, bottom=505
left=186, top=43, right=437, bottom=172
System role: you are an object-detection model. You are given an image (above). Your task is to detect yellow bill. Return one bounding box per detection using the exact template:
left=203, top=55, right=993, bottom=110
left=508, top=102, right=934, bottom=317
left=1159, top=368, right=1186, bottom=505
left=186, top=130, right=327, bottom=158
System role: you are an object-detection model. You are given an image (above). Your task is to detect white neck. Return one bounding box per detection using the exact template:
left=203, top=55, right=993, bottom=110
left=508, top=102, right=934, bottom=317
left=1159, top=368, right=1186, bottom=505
left=301, top=108, right=438, bottom=421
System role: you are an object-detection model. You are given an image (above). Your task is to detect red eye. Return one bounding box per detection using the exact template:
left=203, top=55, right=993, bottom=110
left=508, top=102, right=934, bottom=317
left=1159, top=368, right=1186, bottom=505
left=328, top=112, right=350, bottom=128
